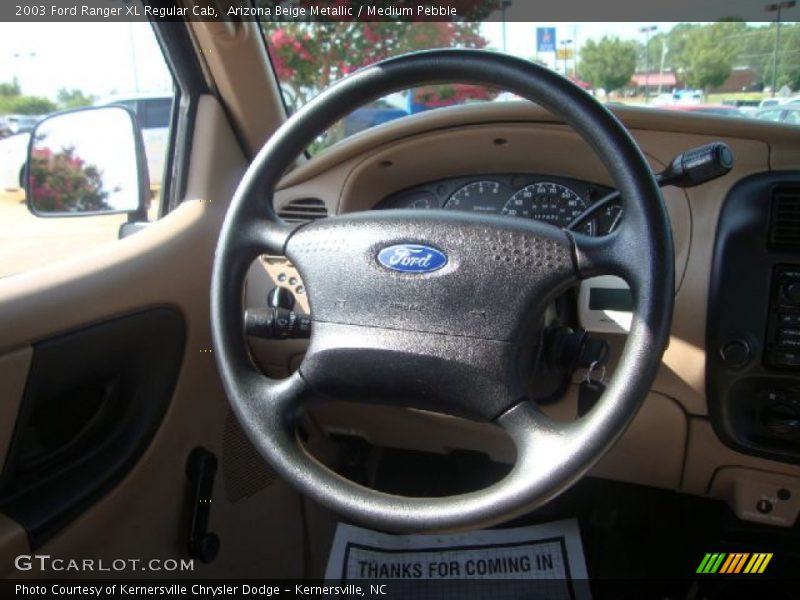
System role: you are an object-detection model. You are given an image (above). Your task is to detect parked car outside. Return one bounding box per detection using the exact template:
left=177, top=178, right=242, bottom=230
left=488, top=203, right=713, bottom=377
left=664, top=104, right=746, bottom=118
left=0, top=132, right=29, bottom=191
left=342, top=100, right=408, bottom=137
left=675, top=89, right=703, bottom=104
left=754, top=105, right=800, bottom=125
left=758, top=96, right=793, bottom=109
left=650, top=89, right=703, bottom=107
left=0, top=114, right=44, bottom=138
left=95, top=93, right=173, bottom=189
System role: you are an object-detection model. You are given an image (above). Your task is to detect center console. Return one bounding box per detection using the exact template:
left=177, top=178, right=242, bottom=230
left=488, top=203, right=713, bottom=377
left=707, top=172, right=800, bottom=464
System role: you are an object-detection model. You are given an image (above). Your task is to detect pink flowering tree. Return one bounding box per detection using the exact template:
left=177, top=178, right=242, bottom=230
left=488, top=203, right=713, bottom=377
left=28, top=146, right=111, bottom=212
left=262, top=19, right=497, bottom=111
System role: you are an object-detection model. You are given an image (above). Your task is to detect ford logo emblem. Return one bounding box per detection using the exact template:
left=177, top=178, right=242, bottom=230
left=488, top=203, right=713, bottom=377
left=376, top=244, right=448, bottom=273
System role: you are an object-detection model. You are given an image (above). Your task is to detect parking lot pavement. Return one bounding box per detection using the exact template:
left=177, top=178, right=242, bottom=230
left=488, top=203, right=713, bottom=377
left=0, top=191, right=126, bottom=278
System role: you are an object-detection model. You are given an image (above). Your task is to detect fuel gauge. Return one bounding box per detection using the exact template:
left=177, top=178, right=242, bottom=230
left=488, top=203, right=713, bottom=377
left=379, top=191, right=440, bottom=210
left=408, top=193, right=439, bottom=209
left=598, top=204, right=624, bottom=234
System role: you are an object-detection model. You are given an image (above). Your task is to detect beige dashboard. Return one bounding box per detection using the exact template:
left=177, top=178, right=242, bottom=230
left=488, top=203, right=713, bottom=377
left=245, top=103, right=800, bottom=527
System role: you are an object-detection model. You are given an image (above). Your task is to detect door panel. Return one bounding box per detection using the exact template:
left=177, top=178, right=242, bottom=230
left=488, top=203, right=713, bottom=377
left=0, top=309, right=185, bottom=547
left=0, top=97, right=305, bottom=578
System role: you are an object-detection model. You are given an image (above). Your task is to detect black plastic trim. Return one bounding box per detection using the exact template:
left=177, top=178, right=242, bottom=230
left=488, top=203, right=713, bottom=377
left=148, top=18, right=211, bottom=214
left=0, top=309, right=186, bottom=547
left=706, top=170, right=800, bottom=464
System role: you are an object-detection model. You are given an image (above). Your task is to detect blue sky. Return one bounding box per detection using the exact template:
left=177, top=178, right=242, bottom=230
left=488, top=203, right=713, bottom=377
left=0, top=21, right=795, bottom=100
left=0, top=22, right=171, bottom=99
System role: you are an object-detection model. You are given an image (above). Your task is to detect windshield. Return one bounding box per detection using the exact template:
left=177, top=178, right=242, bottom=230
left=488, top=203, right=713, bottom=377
left=261, top=20, right=800, bottom=154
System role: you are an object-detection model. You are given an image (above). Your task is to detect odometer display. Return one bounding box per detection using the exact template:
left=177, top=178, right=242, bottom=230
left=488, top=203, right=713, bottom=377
left=502, top=182, right=593, bottom=234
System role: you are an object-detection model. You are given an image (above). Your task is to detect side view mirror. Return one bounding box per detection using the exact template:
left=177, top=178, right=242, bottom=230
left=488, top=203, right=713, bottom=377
left=25, top=106, right=149, bottom=219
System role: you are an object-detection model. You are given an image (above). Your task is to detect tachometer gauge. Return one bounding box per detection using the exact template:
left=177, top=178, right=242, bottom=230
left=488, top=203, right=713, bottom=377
left=503, top=182, right=594, bottom=235
left=445, top=180, right=511, bottom=214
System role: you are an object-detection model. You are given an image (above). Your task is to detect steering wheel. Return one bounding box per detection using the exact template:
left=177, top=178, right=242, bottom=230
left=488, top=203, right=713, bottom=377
left=211, top=49, right=674, bottom=532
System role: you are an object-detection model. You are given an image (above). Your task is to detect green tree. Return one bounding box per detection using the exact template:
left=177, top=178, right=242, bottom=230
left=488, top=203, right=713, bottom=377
left=0, top=78, right=55, bottom=115
left=57, top=88, right=96, bottom=110
left=0, top=95, right=56, bottom=115
left=676, top=22, right=743, bottom=95
left=735, top=24, right=774, bottom=85
left=635, top=32, right=668, bottom=73
left=664, top=23, right=700, bottom=71
left=777, top=25, right=800, bottom=91
left=578, top=36, right=638, bottom=94
left=0, top=78, right=21, bottom=97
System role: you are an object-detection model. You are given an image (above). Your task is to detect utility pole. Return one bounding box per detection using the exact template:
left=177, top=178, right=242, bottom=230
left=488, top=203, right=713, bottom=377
left=128, top=23, right=140, bottom=93
left=765, top=1, right=796, bottom=97
left=657, top=39, right=669, bottom=96
left=572, top=25, right=578, bottom=78
left=639, top=25, right=657, bottom=101
left=560, top=39, right=572, bottom=77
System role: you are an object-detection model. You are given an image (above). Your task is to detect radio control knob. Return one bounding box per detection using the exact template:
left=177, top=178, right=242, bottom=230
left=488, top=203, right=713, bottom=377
left=784, top=281, right=800, bottom=305
left=720, top=339, right=751, bottom=369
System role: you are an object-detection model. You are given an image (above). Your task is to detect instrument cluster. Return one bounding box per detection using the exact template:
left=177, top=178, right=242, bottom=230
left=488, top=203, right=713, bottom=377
left=375, top=174, right=621, bottom=236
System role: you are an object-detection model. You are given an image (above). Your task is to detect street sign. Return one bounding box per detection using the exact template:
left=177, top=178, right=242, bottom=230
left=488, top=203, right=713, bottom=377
left=537, top=27, right=556, bottom=53
left=556, top=48, right=574, bottom=60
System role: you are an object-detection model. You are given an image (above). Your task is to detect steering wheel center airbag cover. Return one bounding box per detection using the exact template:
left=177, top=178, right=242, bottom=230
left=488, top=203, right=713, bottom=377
left=286, top=210, right=575, bottom=340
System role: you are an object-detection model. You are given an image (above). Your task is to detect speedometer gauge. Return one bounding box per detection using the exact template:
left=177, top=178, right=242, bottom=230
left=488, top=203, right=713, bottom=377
left=502, top=182, right=594, bottom=235
left=445, top=180, right=511, bottom=214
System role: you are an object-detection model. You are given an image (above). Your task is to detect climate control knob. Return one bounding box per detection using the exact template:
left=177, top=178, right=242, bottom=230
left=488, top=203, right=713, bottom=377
left=720, top=339, right=751, bottom=369
left=783, top=281, right=800, bottom=305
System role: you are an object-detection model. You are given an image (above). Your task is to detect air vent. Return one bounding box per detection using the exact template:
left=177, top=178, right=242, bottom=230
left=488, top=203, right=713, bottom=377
left=277, top=198, right=328, bottom=223
left=770, top=186, right=800, bottom=250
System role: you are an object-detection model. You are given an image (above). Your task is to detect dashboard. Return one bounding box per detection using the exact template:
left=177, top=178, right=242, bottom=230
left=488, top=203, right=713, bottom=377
left=256, top=105, right=800, bottom=528
left=374, top=173, right=621, bottom=236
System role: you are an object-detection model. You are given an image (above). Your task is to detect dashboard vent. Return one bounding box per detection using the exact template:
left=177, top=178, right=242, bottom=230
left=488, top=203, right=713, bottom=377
left=277, top=198, right=328, bottom=223
left=770, top=187, right=800, bottom=250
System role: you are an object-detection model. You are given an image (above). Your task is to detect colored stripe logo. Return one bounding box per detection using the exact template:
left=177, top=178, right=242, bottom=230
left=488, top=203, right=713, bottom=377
left=696, top=552, right=773, bottom=574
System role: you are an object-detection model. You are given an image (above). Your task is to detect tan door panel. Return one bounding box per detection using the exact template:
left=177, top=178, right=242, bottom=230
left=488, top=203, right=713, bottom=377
left=0, top=97, right=305, bottom=578
left=683, top=419, right=800, bottom=496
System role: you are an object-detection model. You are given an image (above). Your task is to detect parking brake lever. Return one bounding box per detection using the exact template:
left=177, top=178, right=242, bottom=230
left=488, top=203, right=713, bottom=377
left=567, top=142, right=733, bottom=232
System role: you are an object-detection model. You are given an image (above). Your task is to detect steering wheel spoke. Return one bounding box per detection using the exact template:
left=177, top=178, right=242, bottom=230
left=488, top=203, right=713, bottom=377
left=251, top=218, right=299, bottom=256
left=229, top=217, right=298, bottom=260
